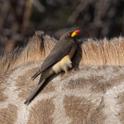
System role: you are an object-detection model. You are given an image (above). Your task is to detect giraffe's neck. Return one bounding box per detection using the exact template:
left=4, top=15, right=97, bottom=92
left=1, top=37, right=124, bottom=124
left=1, top=61, right=124, bottom=124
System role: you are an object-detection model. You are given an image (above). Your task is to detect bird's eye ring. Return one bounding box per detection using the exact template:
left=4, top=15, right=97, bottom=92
left=71, top=29, right=80, bottom=37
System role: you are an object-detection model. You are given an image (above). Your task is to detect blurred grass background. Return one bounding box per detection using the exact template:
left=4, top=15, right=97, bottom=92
left=0, top=0, right=124, bottom=53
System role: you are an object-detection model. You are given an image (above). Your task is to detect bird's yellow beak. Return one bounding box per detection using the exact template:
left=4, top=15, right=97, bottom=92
left=71, top=29, right=80, bottom=37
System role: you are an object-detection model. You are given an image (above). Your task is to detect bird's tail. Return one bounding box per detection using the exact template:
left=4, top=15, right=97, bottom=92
left=24, top=79, right=46, bottom=105
left=32, top=69, right=41, bottom=80
left=24, top=69, right=54, bottom=105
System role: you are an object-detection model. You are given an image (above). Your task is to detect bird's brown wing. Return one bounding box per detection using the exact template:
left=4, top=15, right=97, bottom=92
left=40, top=39, right=75, bottom=72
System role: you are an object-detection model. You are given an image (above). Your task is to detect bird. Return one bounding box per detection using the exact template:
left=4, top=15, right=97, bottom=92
left=24, top=28, right=81, bottom=105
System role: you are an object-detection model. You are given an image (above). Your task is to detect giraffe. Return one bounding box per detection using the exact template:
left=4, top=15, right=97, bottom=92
left=0, top=32, right=124, bottom=124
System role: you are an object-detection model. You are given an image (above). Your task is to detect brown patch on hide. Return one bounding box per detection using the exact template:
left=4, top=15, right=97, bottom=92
left=28, top=99, right=54, bottom=124
left=66, top=66, right=124, bottom=93
left=16, top=67, right=37, bottom=99
left=0, top=73, right=9, bottom=101
left=118, top=92, right=124, bottom=104
left=16, top=67, right=55, bottom=99
left=91, top=66, right=124, bottom=93
left=0, top=92, right=7, bottom=102
left=87, top=99, right=106, bottom=124
left=66, top=76, right=103, bottom=90
left=0, top=104, right=17, bottom=124
left=92, top=72, right=124, bottom=93
left=64, top=96, right=105, bottom=124
left=117, top=92, right=124, bottom=123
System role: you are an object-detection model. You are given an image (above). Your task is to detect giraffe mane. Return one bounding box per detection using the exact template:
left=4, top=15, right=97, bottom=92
left=1, top=33, right=124, bottom=73
left=81, top=37, right=124, bottom=65
left=0, top=34, right=56, bottom=73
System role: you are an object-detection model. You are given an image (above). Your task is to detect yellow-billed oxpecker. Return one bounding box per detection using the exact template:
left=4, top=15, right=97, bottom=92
left=24, top=28, right=81, bottom=105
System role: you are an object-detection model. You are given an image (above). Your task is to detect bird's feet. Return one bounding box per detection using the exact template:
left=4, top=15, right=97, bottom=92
left=60, top=71, right=70, bottom=80
left=72, top=67, right=79, bottom=73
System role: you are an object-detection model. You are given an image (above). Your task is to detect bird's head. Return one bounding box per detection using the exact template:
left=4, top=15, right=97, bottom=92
left=70, top=29, right=80, bottom=38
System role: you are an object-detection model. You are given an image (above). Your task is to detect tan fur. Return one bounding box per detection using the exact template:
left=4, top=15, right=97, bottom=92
left=0, top=34, right=56, bottom=73
left=0, top=104, right=17, bottom=124
left=1, top=36, right=124, bottom=74
left=27, top=99, right=54, bottom=124
left=81, top=37, right=124, bottom=65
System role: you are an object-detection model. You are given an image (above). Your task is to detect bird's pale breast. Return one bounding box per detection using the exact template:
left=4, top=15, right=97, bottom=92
left=52, top=55, right=72, bottom=73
